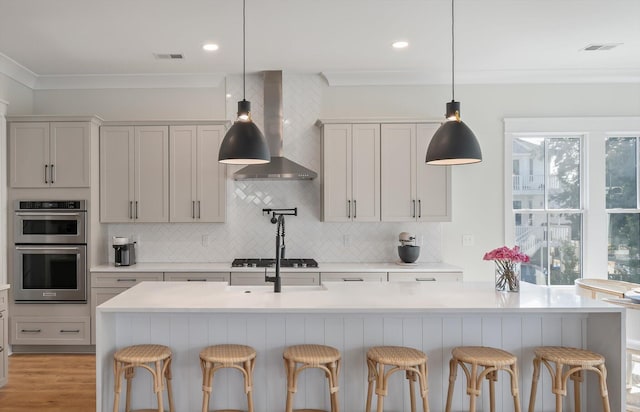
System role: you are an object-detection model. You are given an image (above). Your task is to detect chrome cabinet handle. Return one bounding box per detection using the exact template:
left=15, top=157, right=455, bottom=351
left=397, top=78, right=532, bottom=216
left=192, top=201, right=195, bottom=219
left=135, top=201, right=138, bottom=219
left=60, top=329, right=80, bottom=333
left=418, top=199, right=422, bottom=219
left=0, top=312, right=3, bottom=319
left=186, top=279, right=207, bottom=282
left=0, top=346, right=3, bottom=353
left=197, top=200, right=201, bottom=219
left=117, top=278, right=137, bottom=282
left=353, top=199, right=357, bottom=219
left=343, top=278, right=364, bottom=282
left=412, top=200, right=416, bottom=218
left=416, top=277, right=436, bottom=282
left=129, top=201, right=133, bottom=219
left=44, top=165, right=48, bottom=183
left=21, top=329, right=42, bottom=333
left=51, top=164, right=55, bottom=183
left=347, top=200, right=351, bottom=218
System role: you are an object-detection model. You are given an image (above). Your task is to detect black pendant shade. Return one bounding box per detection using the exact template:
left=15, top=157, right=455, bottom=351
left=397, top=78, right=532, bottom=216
left=219, top=99, right=270, bottom=164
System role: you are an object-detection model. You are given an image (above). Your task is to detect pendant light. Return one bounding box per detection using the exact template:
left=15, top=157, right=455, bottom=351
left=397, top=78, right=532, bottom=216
left=425, top=0, right=482, bottom=165
left=218, top=0, right=270, bottom=165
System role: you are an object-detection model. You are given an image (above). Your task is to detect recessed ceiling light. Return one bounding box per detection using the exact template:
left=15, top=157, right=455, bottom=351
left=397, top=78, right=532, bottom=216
left=392, top=41, right=409, bottom=49
left=202, top=43, right=219, bottom=51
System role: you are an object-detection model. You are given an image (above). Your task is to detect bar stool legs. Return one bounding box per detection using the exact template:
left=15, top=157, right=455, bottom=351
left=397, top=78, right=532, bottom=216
left=528, top=346, right=610, bottom=412
left=112, top=344, right=174, bottom=412
left=445, top=346, right=520, bottom=412
left=283, top=344, right=341, bottom=412
left=365, top=346, right=429, bottom=412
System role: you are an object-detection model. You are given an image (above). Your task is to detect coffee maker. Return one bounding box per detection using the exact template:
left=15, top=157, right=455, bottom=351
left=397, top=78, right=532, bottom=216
left=113, top=236, right=136, bottom=266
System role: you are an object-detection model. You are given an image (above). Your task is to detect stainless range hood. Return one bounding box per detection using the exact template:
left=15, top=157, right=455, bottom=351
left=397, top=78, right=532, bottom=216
left=234, top=71, right=317, bottom=180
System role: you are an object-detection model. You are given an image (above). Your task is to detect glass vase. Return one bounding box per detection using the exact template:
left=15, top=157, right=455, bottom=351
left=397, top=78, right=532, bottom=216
left=495, top=261, right=520, bottom=292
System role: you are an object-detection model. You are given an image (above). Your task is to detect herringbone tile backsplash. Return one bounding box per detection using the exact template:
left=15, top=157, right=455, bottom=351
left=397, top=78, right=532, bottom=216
left=107, top=74, right=442, bottom=263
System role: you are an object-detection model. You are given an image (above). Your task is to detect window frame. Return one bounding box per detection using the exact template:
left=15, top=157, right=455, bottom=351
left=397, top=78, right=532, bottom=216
left=505, top=117, right=640, bottom=282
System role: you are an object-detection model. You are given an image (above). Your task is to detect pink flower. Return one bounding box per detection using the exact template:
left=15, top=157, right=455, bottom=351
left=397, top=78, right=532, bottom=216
left=483, top=245, right=530, bottom=263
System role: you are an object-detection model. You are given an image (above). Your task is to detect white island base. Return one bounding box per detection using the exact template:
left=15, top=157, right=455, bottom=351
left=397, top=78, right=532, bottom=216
left=96, top=282, right=625, bottom=412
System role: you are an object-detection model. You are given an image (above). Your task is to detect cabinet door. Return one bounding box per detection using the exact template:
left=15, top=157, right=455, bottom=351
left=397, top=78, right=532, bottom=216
left=135, top=126, right=169, bottom=222
left=9, top=122, right=50, bottom=188
left=381, top=124, right=417, bottom=221
left=100, top=126, right=135, bottom=222
left=0, top=309, right=6, bottom=387
left=90, top=287, right=128, bottom=344
left=416, top=123, right=451, bottom=221
left=164, top=272, right=230, bottom=282
left=169, top=126, right=197, bottom=222
left=321, top=272, right=386, bottom=282
left=351, top=124, right=380, bottom=222
left=322, top=124, right=352, bottom=222
left=230, top=272, right=320, bottom=286
left=196, top=125, right=226, bottom=222
left=50, top=122, right=90, bottom=187
left=388, top=272, right=462, bottom=282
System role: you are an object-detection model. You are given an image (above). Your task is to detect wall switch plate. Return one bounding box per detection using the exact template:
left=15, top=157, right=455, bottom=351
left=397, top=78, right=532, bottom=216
left=462, top=234, right=475, bottom=247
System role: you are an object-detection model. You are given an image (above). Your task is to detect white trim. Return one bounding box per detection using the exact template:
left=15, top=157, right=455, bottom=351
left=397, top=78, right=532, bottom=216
left=33, top=73, right=226, bottom=90
left=0, top=52, right=38, bottom=89
left=322, top=69, right=640, bottom=86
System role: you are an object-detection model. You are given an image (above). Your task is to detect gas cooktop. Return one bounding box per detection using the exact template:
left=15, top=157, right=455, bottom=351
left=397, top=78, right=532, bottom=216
left=231, top=258, right=319, bottom=268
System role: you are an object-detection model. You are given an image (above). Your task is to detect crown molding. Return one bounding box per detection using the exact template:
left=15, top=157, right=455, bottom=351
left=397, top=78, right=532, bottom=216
left=321, top=69, right=640, bottom=86
left=33, top=73, right=226, bottom=90
left=0, top=52, right=38, bottom=89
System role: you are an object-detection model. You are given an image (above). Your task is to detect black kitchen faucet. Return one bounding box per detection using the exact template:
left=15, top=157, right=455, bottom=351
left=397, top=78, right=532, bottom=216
left=262, top=207, right=297, bottom=293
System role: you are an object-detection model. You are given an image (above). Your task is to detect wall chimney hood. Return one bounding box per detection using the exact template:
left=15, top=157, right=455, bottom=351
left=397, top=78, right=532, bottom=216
left=234, top=71, right=317, bottom=180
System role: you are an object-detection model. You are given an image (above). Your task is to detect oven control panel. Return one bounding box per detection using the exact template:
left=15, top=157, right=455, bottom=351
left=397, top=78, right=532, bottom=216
left=16, top=200, right=86, bottom=210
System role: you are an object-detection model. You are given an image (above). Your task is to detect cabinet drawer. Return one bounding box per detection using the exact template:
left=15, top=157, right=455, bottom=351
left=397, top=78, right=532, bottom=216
left=230, top=272, right=320, bottom=286
left=92, top=272, right=163, bottom=287
left=388, top=272, right=462, bottom=282
left=0, top=290, right=6, bottom=311
left=11, top=316, right=90, bottom=345
left=164, top=272, right=230, bottom=282
left=321, top=272, right=387, bottom=282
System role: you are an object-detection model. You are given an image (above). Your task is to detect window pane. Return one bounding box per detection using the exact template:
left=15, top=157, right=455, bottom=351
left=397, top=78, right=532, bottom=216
left=548, top=138, right=581, bottom=209
left=513, top=137, right=544, bottom=210
left=608, top=213, right=640, bottom=283
left=515, top=213, right=547, bottom=285
left=606, top=137, right=637, bottom=209
left=549, top=213, right=582, bottom=285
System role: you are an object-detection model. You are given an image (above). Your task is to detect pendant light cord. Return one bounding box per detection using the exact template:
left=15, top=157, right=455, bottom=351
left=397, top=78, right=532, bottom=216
left=242, top=0, right=246, bottom=100
left=451, top=0, right=455, bottom=101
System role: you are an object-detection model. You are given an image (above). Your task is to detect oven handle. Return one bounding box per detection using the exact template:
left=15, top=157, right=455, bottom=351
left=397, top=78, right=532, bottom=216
left=15, top=246, right=82, bottom=251
left=15, top=212, right=82, bottom=217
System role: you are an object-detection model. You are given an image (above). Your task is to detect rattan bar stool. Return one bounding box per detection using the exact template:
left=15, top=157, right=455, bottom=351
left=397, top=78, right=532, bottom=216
left=283, top=344, right=341, bottom=412
left=200, top=344, right=257, bottom=412
left=112, top=344, right=175, bottom=412
left=528, top=346, right=610, bottom=412
left=365, top=346, right=429, bottom=412
left=445, top=346, right=521, bottom=412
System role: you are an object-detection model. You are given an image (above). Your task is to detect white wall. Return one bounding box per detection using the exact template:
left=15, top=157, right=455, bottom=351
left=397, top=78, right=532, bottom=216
left=34, top=86, right=227, bottom=120
left=0, top=72, right=33, bottom=114
left=322, top=82, right=640, bottom=279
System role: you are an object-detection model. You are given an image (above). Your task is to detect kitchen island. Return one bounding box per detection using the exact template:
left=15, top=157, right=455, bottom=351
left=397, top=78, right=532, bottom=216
left=96, top=281, right=625, bottom=412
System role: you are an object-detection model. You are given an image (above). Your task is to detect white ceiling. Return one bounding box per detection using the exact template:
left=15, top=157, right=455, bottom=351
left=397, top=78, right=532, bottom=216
left=0, top=0, right=639, bottom=88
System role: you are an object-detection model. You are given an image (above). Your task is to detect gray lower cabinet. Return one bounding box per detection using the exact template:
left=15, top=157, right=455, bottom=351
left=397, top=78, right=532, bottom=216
left=164, top=272, right=230, bottom=282
left=321, top=272, right=387, bottom=282
left=11, top=316, right=90, bottom=345
left=387, top=271, right=462, bottom=282
left=0, top=289, right=7, bottom=388
left=230, top=272, right=320, bottom=286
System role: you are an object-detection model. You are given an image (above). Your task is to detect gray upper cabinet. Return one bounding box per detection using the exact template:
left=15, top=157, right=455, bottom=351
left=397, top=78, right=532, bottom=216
left=9, top=121, right=90, bottom=188
left=100, top=125, right=169, bottom=223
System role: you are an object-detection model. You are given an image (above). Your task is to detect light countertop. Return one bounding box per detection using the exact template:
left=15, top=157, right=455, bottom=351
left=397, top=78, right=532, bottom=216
left=90, top=261, right=462, bottom=273
left=97, top=281, right=621, bottom=314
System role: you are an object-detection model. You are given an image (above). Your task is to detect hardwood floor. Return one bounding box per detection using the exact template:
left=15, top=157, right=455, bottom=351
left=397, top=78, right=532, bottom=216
left=0, top=353, right=96, bottom=412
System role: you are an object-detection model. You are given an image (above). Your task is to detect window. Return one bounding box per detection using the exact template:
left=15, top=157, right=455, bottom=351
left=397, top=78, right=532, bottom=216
left=505, top=117, right=640, bottom=285
left=606, top=137, right=640, bottom=284
left=511, top=136, right=582, bottom=285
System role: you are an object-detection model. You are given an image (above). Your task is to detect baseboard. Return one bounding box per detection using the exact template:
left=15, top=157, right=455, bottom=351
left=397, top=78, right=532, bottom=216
left=10, top=344, right=95, bottom=354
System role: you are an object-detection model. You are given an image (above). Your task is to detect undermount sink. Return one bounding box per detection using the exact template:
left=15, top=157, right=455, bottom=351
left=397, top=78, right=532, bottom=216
left=224, top=285, right=327, bottom=294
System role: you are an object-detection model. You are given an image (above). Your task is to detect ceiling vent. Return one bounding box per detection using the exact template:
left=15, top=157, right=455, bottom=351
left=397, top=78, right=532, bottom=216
left=582, top=43, right=622, bottom=51
left=153, top=53, right=184, bottom=60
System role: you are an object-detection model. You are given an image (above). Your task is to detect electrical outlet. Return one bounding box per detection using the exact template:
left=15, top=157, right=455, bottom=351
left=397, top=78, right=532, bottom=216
left=202, top=235, right=210, bottom=247
left=343, top=234, right=351, bottom=247
left=462, top=234, right=474, bottom=247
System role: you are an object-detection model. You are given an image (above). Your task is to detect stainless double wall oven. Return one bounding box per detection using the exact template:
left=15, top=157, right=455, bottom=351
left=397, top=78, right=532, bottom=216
left=13, top=200, right=87, bottom=302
